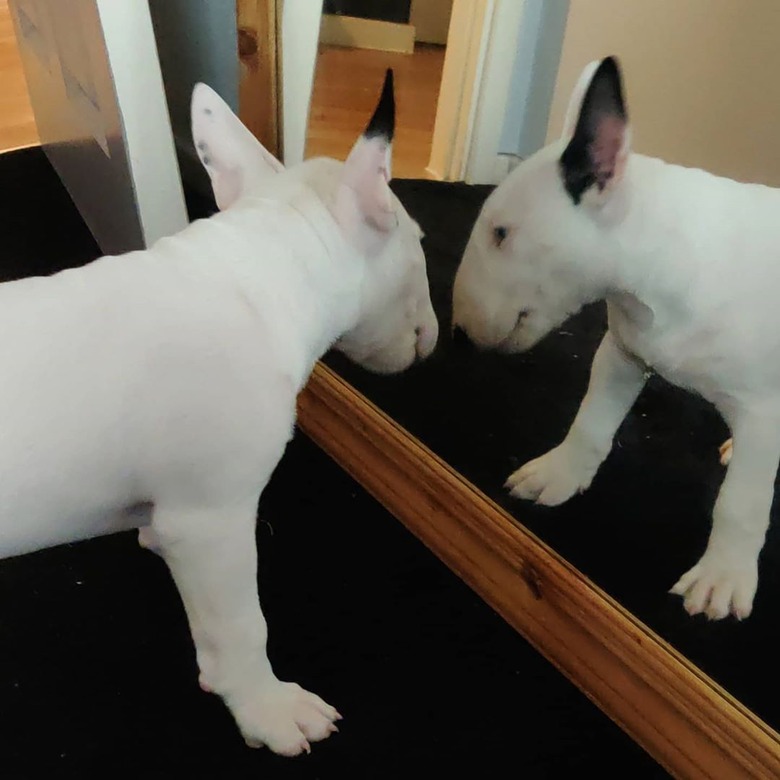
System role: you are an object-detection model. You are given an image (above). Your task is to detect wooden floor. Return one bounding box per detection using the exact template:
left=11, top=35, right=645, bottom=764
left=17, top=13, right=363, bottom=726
left=0, top=0, right=38, bottom=152
left=0, top=2, right=445, bottom=179
left=306, top=44, right=446, bottom=180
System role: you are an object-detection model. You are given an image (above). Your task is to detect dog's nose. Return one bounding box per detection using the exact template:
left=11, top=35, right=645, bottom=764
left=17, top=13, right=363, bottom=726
left=452, top=324, right=474, bottom=351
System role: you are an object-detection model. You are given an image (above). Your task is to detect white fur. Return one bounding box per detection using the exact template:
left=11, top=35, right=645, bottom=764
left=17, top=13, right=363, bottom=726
left=0, top=81, right=437, bottom=754
left=453, top=58, right=780, bottom=622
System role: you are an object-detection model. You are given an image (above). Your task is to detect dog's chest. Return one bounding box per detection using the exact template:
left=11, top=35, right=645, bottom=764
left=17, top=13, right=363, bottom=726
left=607, top=300, right=733, bottom=403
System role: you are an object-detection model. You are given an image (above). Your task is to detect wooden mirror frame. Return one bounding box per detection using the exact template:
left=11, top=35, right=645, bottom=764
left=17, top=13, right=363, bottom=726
left=298, top=364, right=780, bottom=779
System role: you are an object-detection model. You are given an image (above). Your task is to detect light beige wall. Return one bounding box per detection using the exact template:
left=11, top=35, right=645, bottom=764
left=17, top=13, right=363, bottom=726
left=546, top=1, right=780, bottom=186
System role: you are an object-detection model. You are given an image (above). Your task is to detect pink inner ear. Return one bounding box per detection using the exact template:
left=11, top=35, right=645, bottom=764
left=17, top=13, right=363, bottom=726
left=340, top=136, right=396, bottom=232
left=356, top=178, right=396, bottom=231
left=211, top=166, right=244, bottom=211
left=589, top=114, right=627, bottom=188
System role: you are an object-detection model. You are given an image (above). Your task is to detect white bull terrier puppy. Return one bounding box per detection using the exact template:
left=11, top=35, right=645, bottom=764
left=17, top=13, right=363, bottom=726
left=0, top=69, right=438, bottom=754
left=452, top=56, right=780, bottom=622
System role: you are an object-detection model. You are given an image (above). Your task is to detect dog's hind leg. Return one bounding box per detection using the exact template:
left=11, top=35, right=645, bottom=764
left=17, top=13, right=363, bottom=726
left=151, top=498, right=340, bottom=755
left=672, top=412, right=780, bottom=620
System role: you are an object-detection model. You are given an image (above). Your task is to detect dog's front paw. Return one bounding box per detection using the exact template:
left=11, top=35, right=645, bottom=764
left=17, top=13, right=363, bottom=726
left=670, top=550, right=758, bottom=620
left=505, top=445, right=596, bottom=506
left=231, top=681, right=341, bottom=756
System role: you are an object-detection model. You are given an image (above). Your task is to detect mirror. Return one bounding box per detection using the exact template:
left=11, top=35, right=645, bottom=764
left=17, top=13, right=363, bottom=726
left=302, top=0, right=780, bottom=771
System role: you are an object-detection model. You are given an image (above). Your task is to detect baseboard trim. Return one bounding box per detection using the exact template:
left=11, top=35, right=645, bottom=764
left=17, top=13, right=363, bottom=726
left=319, top=14, right=415, bottom=54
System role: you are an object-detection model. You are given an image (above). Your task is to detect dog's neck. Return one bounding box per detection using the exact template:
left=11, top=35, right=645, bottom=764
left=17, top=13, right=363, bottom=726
left=188, top=194, right=365, bottom=390
left=595, top=154, right=709, bottom=333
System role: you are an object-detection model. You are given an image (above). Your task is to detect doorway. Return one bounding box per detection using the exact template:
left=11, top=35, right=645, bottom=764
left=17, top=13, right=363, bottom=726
left=305, top=1, right=453, bottom=180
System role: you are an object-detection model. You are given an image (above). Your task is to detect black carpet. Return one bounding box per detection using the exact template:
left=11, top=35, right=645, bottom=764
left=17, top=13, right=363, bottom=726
left=0, top=147, right=668, bottom=777
left=326, top=178, right=780, bottom=735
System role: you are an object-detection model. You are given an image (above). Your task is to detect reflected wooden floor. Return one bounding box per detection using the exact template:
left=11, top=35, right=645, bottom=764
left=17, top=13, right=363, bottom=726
left=0, top=0, right=38, bottom=152
left=306, top=44, right=446, bottom=180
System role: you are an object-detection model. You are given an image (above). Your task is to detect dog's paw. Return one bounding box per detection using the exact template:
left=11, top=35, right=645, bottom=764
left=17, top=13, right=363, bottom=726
left=719, top=438, right=733, bottom=466
left=232, top=681, right=341, bottom=756
left=505, top=445, right=595, bottom=506
left=670, top=551, right=758, bottom=620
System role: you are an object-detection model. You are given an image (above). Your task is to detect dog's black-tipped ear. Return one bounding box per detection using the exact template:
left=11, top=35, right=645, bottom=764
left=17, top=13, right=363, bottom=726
left=332, top=68, right=396, bottom=236
left=365, top=68, right=395, bottom=142
left=559, top=56, right=629, bottom=205
left=582, top=56, right=626, bottom=122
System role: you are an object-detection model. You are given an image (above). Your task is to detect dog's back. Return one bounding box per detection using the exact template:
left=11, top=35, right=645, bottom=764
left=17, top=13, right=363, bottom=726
left=0, top=223, right=297, bottom=559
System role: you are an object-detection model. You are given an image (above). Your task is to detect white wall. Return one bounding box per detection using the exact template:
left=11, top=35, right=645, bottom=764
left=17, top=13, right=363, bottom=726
left=281, top=0, right=323, bottom=166
left=547, top=0, right=780, bottom=187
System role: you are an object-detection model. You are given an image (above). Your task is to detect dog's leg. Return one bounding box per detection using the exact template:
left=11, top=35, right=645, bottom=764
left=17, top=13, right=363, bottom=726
left=153, top=500, right=341, bottom=755
left=671, top=413, right=780, bottom=620
left=506, top=331, right=647, bottom=505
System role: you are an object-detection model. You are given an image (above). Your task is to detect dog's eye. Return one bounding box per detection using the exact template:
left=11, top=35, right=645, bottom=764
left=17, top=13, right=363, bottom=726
left=493, top=226, right=508, bottom=247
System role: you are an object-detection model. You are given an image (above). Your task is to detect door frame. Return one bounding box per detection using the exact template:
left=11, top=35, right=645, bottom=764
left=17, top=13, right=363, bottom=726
left=236, top=0, right=323, bottom=168
left=428, top=0, right=529, bottom=184
left=428, top=0, right=564, bottom=185
left=236, top=0, right=282, bottom=158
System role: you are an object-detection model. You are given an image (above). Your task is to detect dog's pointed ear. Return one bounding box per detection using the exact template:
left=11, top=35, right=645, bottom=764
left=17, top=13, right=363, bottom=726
left=191, top=83, right=284, bottom=211
left=331, top=68, right=397, bottom=245
left=559, top=56, right=630, bottom=205
left=560, top=60, right=602, bottom=140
